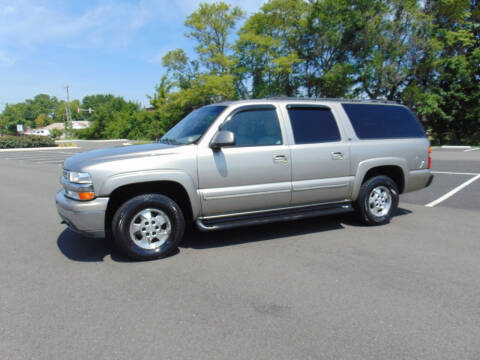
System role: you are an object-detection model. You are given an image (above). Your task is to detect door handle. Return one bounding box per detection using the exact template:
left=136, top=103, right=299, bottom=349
left=273, top=155, right=288, bottom=163
left=331, top=152, right=344, bottom=160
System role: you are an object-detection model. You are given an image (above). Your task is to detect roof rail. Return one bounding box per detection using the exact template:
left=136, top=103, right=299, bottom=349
left=262, top=96, right=398, bottom=104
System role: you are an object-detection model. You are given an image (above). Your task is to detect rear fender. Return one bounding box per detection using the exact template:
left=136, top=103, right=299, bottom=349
left=351, top=158, right=408, bottom=201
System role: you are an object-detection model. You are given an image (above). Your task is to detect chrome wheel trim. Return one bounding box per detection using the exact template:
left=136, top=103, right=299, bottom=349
left=129, top=208, right=172, bottom=250
left=368, top=185, right=392, bottom=217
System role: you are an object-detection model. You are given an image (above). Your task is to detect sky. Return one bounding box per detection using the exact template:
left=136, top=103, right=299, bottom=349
left=0, top=0, right=264, bottom=109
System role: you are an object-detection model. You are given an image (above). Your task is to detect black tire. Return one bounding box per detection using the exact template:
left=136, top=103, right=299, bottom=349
left=356, top=175, right=399, bottom=226
left=112, top=194, right=185, bottom=261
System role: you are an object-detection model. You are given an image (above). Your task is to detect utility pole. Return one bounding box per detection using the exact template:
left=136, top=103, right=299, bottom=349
left=64, top=84, right=73, bottom=137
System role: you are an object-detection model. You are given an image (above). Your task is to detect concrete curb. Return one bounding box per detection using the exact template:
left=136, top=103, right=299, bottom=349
left=0, top=146, right=79, bottom=152
left=56, top=139, right=128, bottom=143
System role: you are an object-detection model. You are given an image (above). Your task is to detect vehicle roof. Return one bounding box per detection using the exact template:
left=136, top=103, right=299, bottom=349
left=215, top=97, right=399, bottom=107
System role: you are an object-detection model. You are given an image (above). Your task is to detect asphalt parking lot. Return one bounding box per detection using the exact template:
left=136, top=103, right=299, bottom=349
left=0, top=143, right=479, bottom=359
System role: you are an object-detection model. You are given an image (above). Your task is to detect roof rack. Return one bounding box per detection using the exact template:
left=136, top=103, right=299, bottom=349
left=262, top=96, right=398, bottom=104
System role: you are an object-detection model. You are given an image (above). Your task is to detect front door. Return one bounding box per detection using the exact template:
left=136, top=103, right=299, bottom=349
left=197, top=105, right=292, bottom=217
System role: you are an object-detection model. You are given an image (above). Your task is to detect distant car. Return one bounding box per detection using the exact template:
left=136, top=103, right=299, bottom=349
left=56, top=98, right=433, bottom=261
left=31, top=129, right=51, bottom=136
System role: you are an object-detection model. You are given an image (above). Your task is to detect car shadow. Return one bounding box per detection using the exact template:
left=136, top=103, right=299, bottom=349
left=340, top=206, right=412, bottom=227
left=57, top=229, right=133, bottom=263
left=180, top=207, right=412, bottom=250
left=57, top=208, right=412, bottom=262
left=180, top=214, right=345, bottom=250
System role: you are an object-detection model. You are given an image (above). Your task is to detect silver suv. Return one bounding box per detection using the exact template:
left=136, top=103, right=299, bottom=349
left=56, top=99, right=433, bottom=260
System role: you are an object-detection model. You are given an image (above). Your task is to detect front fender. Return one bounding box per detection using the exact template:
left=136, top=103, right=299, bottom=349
left=351, top=158, right=408, bottom=201
left=98, top=170, right=201, bottom=219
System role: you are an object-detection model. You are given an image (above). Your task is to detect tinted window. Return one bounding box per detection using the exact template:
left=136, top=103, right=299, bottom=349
left=287, top=107, right=341, bottom=144
left=342, top=104, right=426, bottom=139
left=221, top=108, right=282, bottom=147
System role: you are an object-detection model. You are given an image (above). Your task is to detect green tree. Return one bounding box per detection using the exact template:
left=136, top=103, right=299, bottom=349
left=150, top=1, right=242, bottom=132
left=34, top=113, right=49, bottom=128
left=25, top=94, right=59, bottom=122
left=82, top=94, right=116, bottom=110
left=302, top=0, right=361, bottom=97
left=162, top=49, right=199, bottom=89
left=236, top=0, right=305, bottom=97
left=2, top=0, right=479, bottom=144
left=402, top=0, right=480, bottom=144
left=0, top=103, right=28, bottom=134
left=185, top=2, right=243, bottom=74
left=352, top=0, right=431, bottom=100
left=76, top=95, right=141, bottom=139
left=0, top=94, right=60, bottom=133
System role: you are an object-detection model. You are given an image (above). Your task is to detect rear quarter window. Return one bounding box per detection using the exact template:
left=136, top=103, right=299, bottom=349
left=342, top=104, right=426, bottom=139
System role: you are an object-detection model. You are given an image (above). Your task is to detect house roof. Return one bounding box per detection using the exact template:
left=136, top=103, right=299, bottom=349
left=43, top=123, right=65, bottom=130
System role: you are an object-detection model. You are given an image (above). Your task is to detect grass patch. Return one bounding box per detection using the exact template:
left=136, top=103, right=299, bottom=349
left=126, top=140, right=153, bottom=145
left=58, top=142, right=77, bottom=147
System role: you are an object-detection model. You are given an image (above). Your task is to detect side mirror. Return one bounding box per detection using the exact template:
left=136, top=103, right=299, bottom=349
left=210, top=130, right=235, bottom=151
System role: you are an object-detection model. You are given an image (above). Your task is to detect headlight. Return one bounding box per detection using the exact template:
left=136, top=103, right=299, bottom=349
left=63, top=170, right=92, bottom=184
left=62, top=169, right=95, bottom=201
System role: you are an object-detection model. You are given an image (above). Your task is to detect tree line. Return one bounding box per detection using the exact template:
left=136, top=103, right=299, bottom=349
left=1, top=0, right=479, bottom=144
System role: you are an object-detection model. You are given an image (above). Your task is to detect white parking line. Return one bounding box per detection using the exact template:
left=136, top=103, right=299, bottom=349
left=464, top=148, right=480, bottom=152
left=34, top=151, right=80, bottom=155
left=426, top=174, right=480, bottom=207
left=1, top=156, right=67, bottom=160
left=441, top=145, right=471, bottom=149
left=432, top=171, right=480, bottom=176
left=38, top=161, right=65, bottom=164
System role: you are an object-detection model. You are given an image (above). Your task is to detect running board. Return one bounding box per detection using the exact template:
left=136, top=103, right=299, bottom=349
left=196, top=202, right=354, bottom=231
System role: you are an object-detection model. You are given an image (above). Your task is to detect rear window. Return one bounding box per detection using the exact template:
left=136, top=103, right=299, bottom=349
left=342, top=104, right=426, bottom=139
left=287, top=106, right=341, bottom=144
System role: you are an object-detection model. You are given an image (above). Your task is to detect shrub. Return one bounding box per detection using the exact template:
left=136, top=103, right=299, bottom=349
left=73, top=128, right=94, bottom=139
left=0, top=135, right=55, bottom=149
left=50, top=128, right=64, bottom=139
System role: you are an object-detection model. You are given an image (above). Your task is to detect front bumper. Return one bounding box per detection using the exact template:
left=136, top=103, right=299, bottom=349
left=55, top=190, right=108, bottom=238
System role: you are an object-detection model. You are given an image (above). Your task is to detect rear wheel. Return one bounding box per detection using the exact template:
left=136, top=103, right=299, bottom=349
left=112, top=194, right=185, bottom=260
left=356, top=175, right=399, bottom=225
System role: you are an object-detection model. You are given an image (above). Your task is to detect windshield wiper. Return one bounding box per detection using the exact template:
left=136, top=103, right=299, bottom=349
left=158, top=138, right=182, bottom=145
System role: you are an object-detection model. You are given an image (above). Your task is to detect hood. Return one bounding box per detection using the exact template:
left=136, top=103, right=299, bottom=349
left=64, top=143, right=182, bottom=171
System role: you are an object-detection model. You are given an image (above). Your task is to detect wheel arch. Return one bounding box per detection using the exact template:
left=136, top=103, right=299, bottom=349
left=352, top=159, right=407, bottom=201
left=105, top=179, right=197, bottom=234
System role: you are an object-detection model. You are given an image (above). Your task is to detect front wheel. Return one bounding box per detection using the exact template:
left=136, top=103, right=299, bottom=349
left=112, top=194, right=185, bottom=261
left=356, top=175, right=399, bottom=226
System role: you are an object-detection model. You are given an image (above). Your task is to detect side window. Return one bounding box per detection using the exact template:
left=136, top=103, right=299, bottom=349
left=221, top=108, right=282, bottom=147
left=287, top=106, right=341, bottom=144
left=342, top=104, right=426, bottom=139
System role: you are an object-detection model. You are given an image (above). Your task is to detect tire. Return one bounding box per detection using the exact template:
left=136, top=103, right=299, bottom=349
left=356, top=175, right=399, bottom=226
left=112, top=194, right=185, bottom=261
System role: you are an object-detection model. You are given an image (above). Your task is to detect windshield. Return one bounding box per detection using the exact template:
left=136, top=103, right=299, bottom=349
left=160, top=105, right=227, bottom=145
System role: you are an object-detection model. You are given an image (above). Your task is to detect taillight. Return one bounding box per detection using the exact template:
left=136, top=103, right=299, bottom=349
left=428, top=146, right=432, bottom=169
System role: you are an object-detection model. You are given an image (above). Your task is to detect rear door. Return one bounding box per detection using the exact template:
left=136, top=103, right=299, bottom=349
left=284, top=104, right=353, bottom=206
